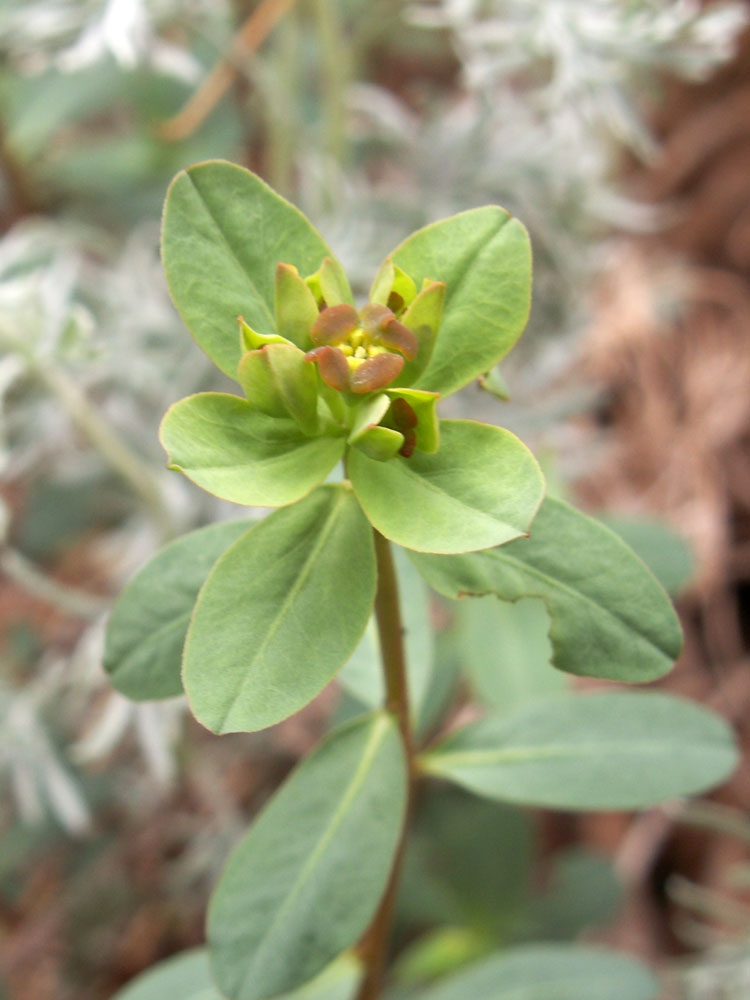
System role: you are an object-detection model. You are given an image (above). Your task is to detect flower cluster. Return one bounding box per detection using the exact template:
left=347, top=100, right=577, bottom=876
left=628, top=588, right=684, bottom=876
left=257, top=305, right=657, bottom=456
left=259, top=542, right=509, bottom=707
left=237, top=255, right=444, bottom=461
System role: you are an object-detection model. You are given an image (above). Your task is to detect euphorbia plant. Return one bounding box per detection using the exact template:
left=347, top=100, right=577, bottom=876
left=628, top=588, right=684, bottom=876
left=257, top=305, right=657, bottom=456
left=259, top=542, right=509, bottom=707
left=105, top=161, right=738, bottom=1000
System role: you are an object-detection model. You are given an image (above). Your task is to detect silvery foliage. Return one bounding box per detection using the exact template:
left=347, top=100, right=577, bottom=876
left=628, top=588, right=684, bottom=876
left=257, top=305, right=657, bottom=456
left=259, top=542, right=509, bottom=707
left=0, top=219, right=210, bottom=480
left=0, top=0, right=240, bottom=834
left=0, top=220, right=218, bottom=831
left=409, top=0, right=748, bottom=157
left=0, top=0, right=226, bottom=78
left=324, top=0, right=748, bottom=363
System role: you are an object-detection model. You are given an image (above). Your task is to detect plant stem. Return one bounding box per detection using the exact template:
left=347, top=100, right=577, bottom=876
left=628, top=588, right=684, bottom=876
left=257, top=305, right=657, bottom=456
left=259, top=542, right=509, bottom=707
left=356, top=530, right=416, bottom=1000
left=373, top=531, right=414, bottom=763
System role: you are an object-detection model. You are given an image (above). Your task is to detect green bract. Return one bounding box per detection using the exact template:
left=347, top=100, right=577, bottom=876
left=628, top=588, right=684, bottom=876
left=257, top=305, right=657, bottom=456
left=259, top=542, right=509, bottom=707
left=161, top=159, right=542, bottom=555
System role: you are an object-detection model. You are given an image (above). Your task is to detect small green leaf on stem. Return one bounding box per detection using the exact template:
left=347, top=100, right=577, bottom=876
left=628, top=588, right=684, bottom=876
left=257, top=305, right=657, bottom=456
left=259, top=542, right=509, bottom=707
left=421, top=692, right=738, bottom=810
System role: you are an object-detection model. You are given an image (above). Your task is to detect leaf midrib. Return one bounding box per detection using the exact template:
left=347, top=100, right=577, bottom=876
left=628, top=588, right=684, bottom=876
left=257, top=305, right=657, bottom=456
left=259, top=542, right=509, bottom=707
left=185, top=171, right=276, bottom=332
left=432, top=971, right=638, bottom=1000
left=217, top=489, right=347, bottom=730
left=409, top=212, right=515, bottom=393
left=425, top=738, right=721, bottom=770
left=241, top=715, right=394, bottom=995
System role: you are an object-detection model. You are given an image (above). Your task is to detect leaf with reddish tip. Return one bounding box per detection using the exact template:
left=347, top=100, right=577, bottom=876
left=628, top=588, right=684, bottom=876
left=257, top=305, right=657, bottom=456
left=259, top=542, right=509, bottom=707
left=385, top=388, right=440, bottom=453
left=306, top=345, right=351, bottom=392
left=360, top=303, right=393, bottom=333
left=311, top=304, right=360, bottom=346
left=350, top=353, right=404, bottom=394
left=380, top=319, right=418, bottom=360
left=274, top=263, right=319, bottom=350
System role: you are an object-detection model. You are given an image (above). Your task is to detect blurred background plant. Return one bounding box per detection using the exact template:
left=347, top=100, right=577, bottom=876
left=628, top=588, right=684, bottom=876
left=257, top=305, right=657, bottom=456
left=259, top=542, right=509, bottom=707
left=1, top=2, right=749, bottom=998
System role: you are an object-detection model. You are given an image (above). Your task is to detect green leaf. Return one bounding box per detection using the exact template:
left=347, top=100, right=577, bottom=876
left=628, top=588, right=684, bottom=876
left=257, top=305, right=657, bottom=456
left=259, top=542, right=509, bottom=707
left=414, top=944, right=658, bottom=1000
left=279, top=954, right=361, bottom=1000
left=184, top=485, right=376, bottom=733
left=275, top=262, right=320, bottom=350
left=111, top=948, right=221, bottom=1000
left=104, top=520, right=252, bottom=700
left=529, top=849, right=623, bottom=942
left=397, top=281, right=446, bottom=387
left=455, top=596, right=567, bottom=714
left=478, top=367, right=511, bottom=402
left=352, top=425, right=404, bottom=461
left=337, top=546, right=434, bottom=719
left=394, top=927, right=492, bottom=987
left=398, top=785, right=534, bottom=934
left=162, top=161, right=347, bottom=377
left=389, top=208, right=531, bottom=398
left=349, top=420, right=544, bottom=554
left=237, top=343, right=319, bottom=434
left=160, top=392, right=344, bottom=508
left=208, top=713, right=407, bottom=1000
left=409, top=496, right=682, bottom=682
left=385, top=388, right=440, bottom=454
left=348, top=394, right=391, bottom=446
left=598, top=514, right=694, bottom=596
left=112, top=950, right=362, bottom=1000
left=421, top=691, right=739, bottom=810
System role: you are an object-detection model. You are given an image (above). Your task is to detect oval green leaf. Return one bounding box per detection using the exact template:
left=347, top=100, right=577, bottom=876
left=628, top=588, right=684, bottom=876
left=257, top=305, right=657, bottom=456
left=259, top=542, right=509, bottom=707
left=113, top=949, right=361, bottom=1000
left=409, top=496, right=683, bottom=682
left=104, top=520, right=253, bottom=700
left=388, top=207, right=531, bottom=398
left=415, top=944, right=657, bottom=1000
left=421, top=692, right=738, bottom=810
left=160, top=392, right=345, bottom=508
left=111, top=948, right=221, bottom=1000
left=184, top=485, right=376, bottom=733
left=599, top=514, right=695, bottom=596
left=208, top=713, right=407, bottom=1000
left=349, top=419, right=544, bottom=554
left=455, top=595, right=568, bottom=715
left=162, top=161, right=349, bottom=377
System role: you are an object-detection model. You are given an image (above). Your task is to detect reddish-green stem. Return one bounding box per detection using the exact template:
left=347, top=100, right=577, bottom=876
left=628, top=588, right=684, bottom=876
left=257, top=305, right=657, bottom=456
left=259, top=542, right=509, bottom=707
left=356, top=530, right=416, bottom=1000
